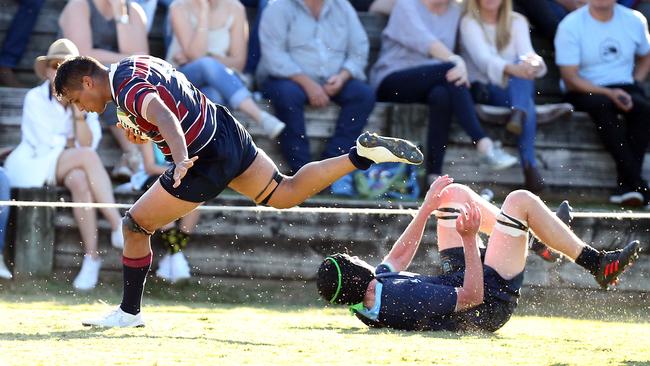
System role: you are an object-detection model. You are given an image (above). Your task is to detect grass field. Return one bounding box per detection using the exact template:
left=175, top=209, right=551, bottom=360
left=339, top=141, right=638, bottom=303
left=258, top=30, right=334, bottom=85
left=1, top=278, right=649, bottom=366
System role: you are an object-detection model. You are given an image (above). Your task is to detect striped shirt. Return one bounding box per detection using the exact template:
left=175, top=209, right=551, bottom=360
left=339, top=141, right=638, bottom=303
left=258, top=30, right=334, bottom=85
left=108, top=55, right=218, bottom=159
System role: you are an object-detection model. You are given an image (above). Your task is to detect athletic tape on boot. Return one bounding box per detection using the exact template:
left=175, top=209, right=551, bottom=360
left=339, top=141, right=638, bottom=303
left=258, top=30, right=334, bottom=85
left=434, top=203, right=464, bottom=228
left=494, top=211, right=529, bottom=237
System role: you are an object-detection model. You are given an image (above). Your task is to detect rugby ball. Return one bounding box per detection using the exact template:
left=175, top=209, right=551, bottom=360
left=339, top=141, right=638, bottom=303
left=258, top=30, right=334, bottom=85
left=116, top=107, right=152, bottom=141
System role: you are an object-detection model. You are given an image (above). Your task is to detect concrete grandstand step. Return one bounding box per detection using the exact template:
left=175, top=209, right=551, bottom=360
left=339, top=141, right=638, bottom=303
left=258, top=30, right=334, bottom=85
left=49, top=191, right=650, bottom=290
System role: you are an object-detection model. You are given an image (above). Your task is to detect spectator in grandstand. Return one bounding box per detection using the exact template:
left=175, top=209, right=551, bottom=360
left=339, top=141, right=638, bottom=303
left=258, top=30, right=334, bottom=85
left=238, top=0, right=266, bottom=75
left=3, top=39, right=124, bottom=290
left=0, top=168, right=11, bottom=279
left=370, top=0, right=518, bottom=184
left=167, top=0, right=286, bottom=139
left=316, top=176, right=641, bottom=332
left=257, top=0, right=376, bottom=181
left=0, top=0, right=45, bottom=87
left=59, top=0, right=149, bottom=180
left=115, top=142, right=199, bottom=283
left=555, top=0, right=650, bottom=206
left=512, top=0, right=586, bottom=41
left=459, top=0, right=547, bottom=193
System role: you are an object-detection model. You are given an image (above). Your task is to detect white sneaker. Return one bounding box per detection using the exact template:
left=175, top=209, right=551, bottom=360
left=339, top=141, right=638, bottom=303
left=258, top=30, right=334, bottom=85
left=82, top=306, right=145, bottom=328
left=480, top=141, right=518, bottom=170
left=73, top=255, right=102, bottom=290
left=356, top=131, right=423, bottom=165
left=260, top=111, right=286, bottom=139
left=111, top=222, right=124, bottom=250
left=170, top=251, right=191, bottom=283
left=155, top=253, right=172, bottom=281
left=0, top=254, right=12, bottom=279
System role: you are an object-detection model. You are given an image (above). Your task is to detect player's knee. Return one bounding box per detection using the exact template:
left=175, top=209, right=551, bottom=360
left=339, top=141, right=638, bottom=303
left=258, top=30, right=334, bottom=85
left=439, top=183, right=473, bottom=203
left=122, top=211, right=155, bottom=237
left=504, top=189, right=537, bottom=207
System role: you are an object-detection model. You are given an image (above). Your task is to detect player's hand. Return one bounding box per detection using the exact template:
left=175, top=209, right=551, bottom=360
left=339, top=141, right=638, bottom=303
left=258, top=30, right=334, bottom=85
left=173, top=156, right=199, bottom=188
left=116, top=122, right=149, bottom=144
left=421, top=175, right=454, bottom=215
left=456, top=202, right=481, bottom=240
left=608, top=88, right=633, bottom=112
left=302, top=79, right=330, bottom=107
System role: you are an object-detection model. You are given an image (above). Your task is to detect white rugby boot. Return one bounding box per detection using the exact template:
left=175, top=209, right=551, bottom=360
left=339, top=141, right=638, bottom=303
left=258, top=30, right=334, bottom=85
left=82, top=306, right=144, bottom=328
left=356, top=131, right=423, bottom=165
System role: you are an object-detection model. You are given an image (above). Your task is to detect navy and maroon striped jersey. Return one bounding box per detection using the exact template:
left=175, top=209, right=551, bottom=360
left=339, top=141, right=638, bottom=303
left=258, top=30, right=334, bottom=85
left=108, top=55, right=218, bottom=159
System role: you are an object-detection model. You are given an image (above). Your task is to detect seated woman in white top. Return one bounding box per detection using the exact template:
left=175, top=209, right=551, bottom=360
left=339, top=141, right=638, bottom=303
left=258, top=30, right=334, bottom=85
left=369, top=0, right=517, bottom=184
left=167, top=0, right=285, bottom=139
left=4, top=39, right=124, bottom=291
left=459, top=0, right=547, bottom=192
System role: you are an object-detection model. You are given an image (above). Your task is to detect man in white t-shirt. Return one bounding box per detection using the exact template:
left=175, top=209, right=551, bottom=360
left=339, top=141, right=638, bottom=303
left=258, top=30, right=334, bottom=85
left=555, top=0, right=650, bottom=207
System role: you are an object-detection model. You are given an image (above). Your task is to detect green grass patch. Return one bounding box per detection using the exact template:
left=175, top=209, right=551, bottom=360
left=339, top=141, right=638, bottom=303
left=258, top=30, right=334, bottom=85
left=1, top=279, right=649, bottom=365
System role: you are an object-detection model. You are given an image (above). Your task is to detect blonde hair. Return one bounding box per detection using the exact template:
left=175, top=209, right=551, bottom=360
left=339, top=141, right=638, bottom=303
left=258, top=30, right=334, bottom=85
left=463, top=0, right=513, bottom=52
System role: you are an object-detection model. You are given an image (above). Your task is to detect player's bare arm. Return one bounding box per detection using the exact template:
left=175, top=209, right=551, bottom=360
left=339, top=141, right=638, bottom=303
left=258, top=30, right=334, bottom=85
left=143, top=95, right=198, bottom=188
left=454, top=202, right=484, bottom=312
left=383, top=175, right=454, bottom=271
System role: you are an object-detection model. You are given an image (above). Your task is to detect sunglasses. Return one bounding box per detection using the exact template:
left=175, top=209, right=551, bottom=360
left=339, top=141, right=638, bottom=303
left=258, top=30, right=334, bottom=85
left=48, top=61, right=62, bottom=70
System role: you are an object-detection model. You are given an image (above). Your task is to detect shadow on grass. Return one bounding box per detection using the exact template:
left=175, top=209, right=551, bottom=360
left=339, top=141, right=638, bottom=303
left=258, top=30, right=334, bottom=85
left=0, top=328, right=274, bottom=346
left=289, top=325, right=502, bottom=340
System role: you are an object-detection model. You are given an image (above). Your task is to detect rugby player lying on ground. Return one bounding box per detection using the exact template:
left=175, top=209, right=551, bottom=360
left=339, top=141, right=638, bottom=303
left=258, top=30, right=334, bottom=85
left=317, top=176, right=641, bottom=332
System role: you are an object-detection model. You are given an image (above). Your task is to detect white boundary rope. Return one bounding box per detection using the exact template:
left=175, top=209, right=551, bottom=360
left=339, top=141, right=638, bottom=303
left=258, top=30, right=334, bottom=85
left=1, top=200, right=650, bottom=219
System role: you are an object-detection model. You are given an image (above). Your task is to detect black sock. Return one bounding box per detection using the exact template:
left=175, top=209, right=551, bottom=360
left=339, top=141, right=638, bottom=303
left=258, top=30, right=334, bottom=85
left=575, top=246, right=601, bottom=275
left=348, top=146, right=373, bottom=170
left=120, top=253, right=152, bottom=315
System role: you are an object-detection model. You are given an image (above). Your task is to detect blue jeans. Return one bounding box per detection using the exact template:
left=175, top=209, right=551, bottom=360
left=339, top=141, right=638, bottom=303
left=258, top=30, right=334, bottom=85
left=179, top=57, right=251, bottom=108
left=377, top=63, right=488, bottom=175
left=239, top=0, right=268, bottom=74
left=0, top=168, right=10, bottom=252
left=262, top=77, right=375, bottom=173
left=0, top=0, right=45, bottom=67
left=475, top=77, right=537, bottom=166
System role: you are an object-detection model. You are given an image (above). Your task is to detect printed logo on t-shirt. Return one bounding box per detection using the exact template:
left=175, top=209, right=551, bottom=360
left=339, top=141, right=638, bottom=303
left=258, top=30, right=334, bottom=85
left=600, top=38, right=622, bottom=62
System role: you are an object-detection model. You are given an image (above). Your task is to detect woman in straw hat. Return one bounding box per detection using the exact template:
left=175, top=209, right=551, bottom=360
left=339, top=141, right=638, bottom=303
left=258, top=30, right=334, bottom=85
left=4, top=38, right=125, bottom=290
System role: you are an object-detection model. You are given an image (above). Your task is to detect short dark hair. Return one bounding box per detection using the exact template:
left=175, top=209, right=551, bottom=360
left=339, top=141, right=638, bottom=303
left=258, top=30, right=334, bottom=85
left=53, top=56, right=104, bottom=99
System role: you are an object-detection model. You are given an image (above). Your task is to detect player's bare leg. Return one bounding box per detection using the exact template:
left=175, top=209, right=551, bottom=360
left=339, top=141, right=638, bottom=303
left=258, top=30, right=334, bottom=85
left=434, top=183, right=500, bottom=252
left=229, top=132, right=424, bottom=209
left=229, top=150, right=358, bottom=209
left=82, top=181, right=201, bottom=327
left=484, top=190, right=640, bottom=287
